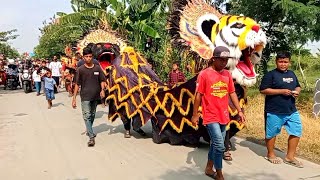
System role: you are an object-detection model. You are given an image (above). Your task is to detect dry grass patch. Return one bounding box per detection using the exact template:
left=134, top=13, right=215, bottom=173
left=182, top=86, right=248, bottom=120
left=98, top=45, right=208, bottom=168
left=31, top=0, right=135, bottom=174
left=238, top=94, right=320, bottom=164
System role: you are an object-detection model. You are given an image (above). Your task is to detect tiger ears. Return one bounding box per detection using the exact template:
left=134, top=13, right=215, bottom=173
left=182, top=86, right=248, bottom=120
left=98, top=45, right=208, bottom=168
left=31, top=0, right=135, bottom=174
left=193, top=14, right=220, bottom=59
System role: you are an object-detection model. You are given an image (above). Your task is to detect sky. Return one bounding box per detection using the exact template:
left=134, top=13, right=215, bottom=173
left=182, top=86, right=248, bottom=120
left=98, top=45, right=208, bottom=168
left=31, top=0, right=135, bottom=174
left=0, top=0, right=73, bottom=54
left=0, top=0, right=319, bottom=55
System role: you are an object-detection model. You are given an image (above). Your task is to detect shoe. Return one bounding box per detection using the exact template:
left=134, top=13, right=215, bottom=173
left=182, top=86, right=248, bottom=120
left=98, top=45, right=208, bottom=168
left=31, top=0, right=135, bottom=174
left=135, top=128, right=146, bottom=136
left=87, top=138, right=95, bottom=147
left=36, top=93, right=40, bottom=96
left=124, top=130, right=131, bottom=138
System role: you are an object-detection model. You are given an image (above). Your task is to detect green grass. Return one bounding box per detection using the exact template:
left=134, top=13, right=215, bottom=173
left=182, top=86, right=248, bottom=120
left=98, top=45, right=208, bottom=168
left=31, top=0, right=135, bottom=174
left=249, top=59, right=319, bottom=119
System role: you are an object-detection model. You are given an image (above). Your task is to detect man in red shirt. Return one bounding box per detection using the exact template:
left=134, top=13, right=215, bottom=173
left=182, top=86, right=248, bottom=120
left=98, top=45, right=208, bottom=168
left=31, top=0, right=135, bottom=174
left=167, top=61, right=186, bottom=87
left=192, top=46, right=245, bottom=180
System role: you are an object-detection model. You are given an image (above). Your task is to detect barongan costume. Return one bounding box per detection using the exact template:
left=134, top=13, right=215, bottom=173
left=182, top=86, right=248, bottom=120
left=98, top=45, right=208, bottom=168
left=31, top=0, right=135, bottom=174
left=75, top=0, right=267, bottom=146
left=167, top=0, right=267, bottom=146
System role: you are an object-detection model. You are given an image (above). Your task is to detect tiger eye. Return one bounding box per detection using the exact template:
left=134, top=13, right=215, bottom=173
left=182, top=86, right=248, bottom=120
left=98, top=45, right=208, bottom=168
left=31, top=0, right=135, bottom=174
left=231, top=23, right=246, bottom=29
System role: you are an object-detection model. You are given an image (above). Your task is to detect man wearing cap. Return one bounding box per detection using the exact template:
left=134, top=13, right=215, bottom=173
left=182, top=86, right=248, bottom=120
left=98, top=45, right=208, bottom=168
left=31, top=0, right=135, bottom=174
left=191, top=46, right=245, bottom=180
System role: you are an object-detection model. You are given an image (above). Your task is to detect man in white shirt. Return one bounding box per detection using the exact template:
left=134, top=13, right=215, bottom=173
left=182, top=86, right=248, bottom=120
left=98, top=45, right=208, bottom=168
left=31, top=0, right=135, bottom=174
left=49, top=56, right=62, bottom=93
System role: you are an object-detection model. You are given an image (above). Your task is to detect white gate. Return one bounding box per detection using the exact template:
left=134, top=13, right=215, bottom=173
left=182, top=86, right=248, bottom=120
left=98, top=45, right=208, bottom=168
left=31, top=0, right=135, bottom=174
left=313, top=79, right=320, bottom=118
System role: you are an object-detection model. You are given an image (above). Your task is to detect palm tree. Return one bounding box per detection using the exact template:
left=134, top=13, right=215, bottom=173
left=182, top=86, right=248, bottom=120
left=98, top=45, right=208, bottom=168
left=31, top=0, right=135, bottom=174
left=57, top=0, right=166, bottom=49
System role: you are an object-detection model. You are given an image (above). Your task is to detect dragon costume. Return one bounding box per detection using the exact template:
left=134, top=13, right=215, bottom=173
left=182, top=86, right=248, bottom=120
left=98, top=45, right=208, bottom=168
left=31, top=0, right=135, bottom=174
left=76, top=0, right=266, bottom=145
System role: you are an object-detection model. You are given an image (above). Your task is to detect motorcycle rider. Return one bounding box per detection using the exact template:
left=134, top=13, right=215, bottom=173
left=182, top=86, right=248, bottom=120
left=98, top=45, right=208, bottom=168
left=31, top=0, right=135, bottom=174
left=7, top=59, right=18, bottom=76
left=5, top=59, right=19, bottom=89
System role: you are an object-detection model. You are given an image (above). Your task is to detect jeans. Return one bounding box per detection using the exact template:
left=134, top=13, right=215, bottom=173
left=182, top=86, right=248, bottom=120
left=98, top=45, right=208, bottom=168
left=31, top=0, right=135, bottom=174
left=35, top=82, right=41, bottom=94
left=45, top=89, right=55, bottom=100
left=206, top=123, right=226, bottom=170
left=81, top=100, right=98, bottom=138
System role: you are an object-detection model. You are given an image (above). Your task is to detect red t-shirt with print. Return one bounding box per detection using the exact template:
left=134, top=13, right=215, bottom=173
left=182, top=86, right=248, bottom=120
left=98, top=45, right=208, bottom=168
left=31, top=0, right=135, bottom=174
left=196, top=67, right=235, bottom=125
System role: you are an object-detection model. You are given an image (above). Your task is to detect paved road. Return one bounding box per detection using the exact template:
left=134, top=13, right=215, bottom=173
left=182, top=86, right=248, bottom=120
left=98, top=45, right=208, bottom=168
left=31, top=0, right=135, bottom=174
left=0, top=89, right=319, bottom=180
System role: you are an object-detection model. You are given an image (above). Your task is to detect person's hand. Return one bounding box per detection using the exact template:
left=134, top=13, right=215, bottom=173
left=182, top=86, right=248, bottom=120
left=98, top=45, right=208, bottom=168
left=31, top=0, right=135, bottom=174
left=282, top=89, right=292, bottom=96
left=72, top=98, right=77, bottom=109
left=191, top=115, right=199, bottom=126
left=100, top=90, right=105, bottom=99
left=238, top=111, right=246, bottom=123
left=291, top=90, right=299, bottom=98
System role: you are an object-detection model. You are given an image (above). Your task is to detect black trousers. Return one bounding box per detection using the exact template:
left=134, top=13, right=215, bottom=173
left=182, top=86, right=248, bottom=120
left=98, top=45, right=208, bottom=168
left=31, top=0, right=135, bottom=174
left=52, top=76, right=60, bottom=93
left=122, top=116, right=142, bottom=131
left=123, top=118, right=132, bottom=131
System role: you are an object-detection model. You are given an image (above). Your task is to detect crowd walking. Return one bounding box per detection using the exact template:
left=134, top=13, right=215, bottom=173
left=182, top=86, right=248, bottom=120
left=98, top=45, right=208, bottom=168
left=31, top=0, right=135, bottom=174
left=3, top=47, right=305, bottom=180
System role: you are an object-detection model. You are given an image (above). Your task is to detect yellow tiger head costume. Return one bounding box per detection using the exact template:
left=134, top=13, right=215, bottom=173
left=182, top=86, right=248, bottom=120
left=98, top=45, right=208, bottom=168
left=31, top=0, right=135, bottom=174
left=168, top=0, right=267, bottom=87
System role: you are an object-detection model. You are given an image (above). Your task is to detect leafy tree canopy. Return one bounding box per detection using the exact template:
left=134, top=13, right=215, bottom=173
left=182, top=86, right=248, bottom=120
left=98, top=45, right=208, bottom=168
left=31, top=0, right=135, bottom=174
left=0, top=29, right=20, bottom=59
left=0, top=29, right=19, bottom=42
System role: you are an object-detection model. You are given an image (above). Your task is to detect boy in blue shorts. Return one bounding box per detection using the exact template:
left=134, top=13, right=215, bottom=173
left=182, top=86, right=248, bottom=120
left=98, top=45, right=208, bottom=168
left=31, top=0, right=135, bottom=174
left=44, top=71, right=58, bottom=109
left=260, top=51, right=303, bottom=168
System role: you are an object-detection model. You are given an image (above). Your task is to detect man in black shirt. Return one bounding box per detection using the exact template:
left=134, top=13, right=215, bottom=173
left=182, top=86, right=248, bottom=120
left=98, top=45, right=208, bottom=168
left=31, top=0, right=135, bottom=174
left=77, top=58, right=100, bottom=68
left=72, top=47, right=106, bottom=147
left=260, top=51, right=303, bottom=168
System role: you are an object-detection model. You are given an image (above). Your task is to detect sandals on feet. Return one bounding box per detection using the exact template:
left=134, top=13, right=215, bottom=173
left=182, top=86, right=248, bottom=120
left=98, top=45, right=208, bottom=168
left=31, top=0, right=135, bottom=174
left=87, top=138, right=95, bottom=147
left=264, top=156, right=282, bottom=164
left=283, top=159, right=304, bottom=168
left=223, top=151, right=233, bottom=161
left=205, top=172, right=217, bottom=179
left=124, top=130, right=131, bottom=138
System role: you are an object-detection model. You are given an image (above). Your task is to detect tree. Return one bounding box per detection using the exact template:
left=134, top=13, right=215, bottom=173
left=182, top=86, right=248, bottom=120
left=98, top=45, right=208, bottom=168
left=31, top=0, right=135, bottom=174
left=0, top=29, right=20, bottom=59
left=0, top=29, right=19, bottom=42
left=57, top=0, right=165, bottom=49
left=0, top=43, right=19, bottom=59
left=34, top=14, right=98, bottom=58
left=35, top=0, right=178, bottom=80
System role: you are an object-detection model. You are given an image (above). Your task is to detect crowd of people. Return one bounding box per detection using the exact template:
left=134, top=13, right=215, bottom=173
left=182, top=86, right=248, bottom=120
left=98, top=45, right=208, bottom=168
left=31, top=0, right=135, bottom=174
left=0, top=46, right=304, bottom=180
left=69, top=46, right=304, bottom=180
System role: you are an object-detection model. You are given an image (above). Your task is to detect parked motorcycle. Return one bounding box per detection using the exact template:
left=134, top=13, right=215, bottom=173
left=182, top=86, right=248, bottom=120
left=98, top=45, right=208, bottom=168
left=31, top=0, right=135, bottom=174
left=5, top=73, right=19, bottom=90
left=21, top=69, right=32, bottom=93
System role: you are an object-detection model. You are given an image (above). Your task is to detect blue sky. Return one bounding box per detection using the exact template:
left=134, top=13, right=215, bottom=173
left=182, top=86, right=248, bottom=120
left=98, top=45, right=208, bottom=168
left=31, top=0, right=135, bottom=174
left=0, top=0, right=319, bottom=55
left=0, top=0, right=73, bottom=54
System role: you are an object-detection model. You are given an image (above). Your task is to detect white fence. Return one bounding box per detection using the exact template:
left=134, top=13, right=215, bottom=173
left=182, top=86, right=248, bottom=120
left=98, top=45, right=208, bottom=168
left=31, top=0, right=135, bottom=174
left=313, top=79, right=320, bottom=118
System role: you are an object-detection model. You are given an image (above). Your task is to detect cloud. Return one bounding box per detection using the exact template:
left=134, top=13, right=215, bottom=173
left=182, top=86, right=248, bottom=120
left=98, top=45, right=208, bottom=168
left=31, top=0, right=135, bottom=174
left=306, top=41, right=320, bottom=55
left=0, top=0, right=73, bottom=54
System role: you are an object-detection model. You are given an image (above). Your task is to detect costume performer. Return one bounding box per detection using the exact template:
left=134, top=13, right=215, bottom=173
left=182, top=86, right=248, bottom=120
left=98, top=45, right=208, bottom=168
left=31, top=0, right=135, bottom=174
left=75, top=0, right=267, bottom=148
left=167, top=0, right=267, bottom=155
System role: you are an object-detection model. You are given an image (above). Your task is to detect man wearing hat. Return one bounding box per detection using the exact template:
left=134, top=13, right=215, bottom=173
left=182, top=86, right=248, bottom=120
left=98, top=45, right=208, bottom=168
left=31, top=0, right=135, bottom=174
left=191, top=46, right=245, bottom=180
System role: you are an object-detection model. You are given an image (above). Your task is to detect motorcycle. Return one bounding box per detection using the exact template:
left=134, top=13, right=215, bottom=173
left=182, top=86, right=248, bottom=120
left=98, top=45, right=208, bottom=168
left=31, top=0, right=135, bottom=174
left=5, top=73, right=19, bottom=90
left=5, top=64, right=19, bottom=90
left=21, top=69, right=32, bottom=93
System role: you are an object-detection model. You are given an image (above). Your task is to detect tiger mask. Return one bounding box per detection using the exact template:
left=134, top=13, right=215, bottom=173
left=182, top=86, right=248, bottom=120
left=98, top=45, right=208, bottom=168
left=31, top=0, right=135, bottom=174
left=211, top=15, right=267, bottom=87
left=168, top=0, right=267, bottom=87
